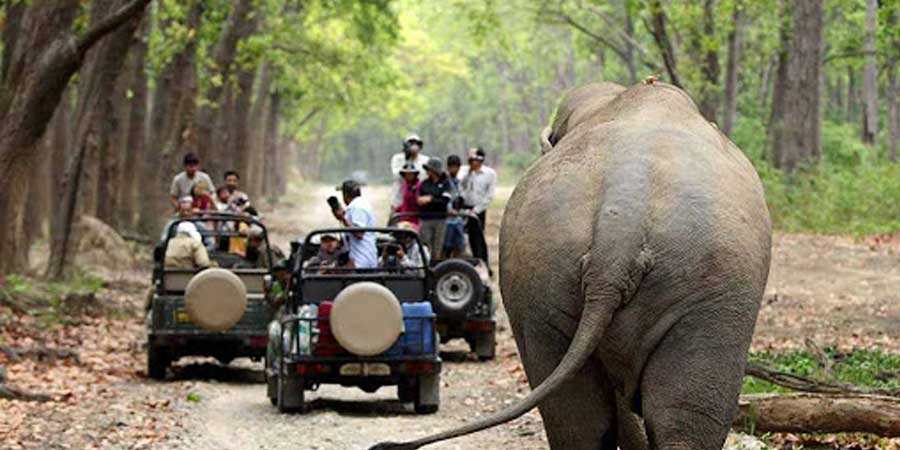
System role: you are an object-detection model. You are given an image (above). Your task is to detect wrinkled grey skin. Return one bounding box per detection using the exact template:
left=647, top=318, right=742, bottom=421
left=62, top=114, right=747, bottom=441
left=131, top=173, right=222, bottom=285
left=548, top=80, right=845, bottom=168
left=371, top=82, right=772, bottom=450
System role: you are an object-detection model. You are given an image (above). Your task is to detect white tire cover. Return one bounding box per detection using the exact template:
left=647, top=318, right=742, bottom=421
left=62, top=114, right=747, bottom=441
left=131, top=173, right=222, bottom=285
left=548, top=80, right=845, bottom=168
left=330, top=282, right=403, bottom=356
left=185, top=268, right=247, bottom=332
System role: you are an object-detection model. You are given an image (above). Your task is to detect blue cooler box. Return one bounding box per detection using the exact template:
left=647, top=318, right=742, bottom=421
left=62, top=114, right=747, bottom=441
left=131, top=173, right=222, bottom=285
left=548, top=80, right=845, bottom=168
left=383, top=302, right=435, bottom=356
left=401, top=302, right=435, bottom=355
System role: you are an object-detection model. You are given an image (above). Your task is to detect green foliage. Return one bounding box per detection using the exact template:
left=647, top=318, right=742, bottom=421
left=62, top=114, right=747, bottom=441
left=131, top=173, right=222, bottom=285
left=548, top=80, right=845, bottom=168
left=186, top=392, right=202, bottom=402
left=742, top=349, right=900, bottom=395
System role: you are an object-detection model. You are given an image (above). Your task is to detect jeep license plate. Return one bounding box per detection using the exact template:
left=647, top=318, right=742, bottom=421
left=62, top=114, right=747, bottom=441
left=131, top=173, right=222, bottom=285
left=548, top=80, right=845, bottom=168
left=174, top=310, right=190, bottom=323
left=339, top=363, right=390, bottom=376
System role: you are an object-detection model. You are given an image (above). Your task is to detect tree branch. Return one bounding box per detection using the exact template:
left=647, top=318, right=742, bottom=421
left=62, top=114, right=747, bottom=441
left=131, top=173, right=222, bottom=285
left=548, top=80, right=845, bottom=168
left=745, top=362, right=900, bottom=398
left=76, top=0, right=152, bottom=57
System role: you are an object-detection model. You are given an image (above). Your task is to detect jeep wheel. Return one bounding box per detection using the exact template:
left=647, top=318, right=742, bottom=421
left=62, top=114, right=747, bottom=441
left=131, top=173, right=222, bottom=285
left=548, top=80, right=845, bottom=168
left=147, top=346, right=168, bottom=380
left=473, top=330, right=496, bottom=361
left=277, top=372, right=305, bottom=413
left=266, top=357, right=277, bottom=406
left=432, top=260, right=483, bottom=321
left=398, top=380, right=415, bottom=403
left=413, top=373, right=440, bottom=414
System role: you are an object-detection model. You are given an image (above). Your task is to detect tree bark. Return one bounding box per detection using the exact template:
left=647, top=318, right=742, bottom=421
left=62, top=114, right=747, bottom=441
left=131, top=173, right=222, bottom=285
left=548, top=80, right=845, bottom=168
left=0, top=0, right=81, bottom=276
left=693, top=0, right=720, bottom=122
left=771, top=0, right=824, bottom=172
left=0, top=0, right=25, bottom=83
left=118, top=18, right=149, bottom=230
left=248, top=63, right=272, bottom=199
left=648, top=0, right=682, bottom=88
left=137, top=1, right=202, bottom=236
left=722, top=0, right=743, bottom=135
left=46, top=0, right=150, bottom=278
left=193, top=0, right=255, bottom=181
left=734, top=393, right=900, bottom=437
left=861, top=0, right=878, bottom=146
left=889, top=66, right=899, bottom=162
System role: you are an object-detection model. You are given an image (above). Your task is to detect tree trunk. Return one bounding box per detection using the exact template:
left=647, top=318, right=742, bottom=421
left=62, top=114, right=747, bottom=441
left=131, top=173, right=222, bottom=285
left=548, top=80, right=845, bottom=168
left=118, top=19, right=149, bottom=230
left=47, top=0, right=150, bottom=278
left=193, top=0, right=255, bottom=181
left=265, top=94, right=282, bottom=196
left=861, top=0, right=878, bottom=146
left=137, top=1, right=202, bottom=236
left=0, top=0, right=81, bottom=276
left=623, top=12, right=636, bottom=84
left=648, top=0, right=682, bottom=88
left=49, top=90, right=72, bottom=239
left=722, top=0, right=743, bottom=135
left=771, top=0, right=823, bottom=172
left=846, top=66, right=856, bottom=124
left=768, top=1, right=789, bottom=165
left=695, top=0, right=720, bottom=122
left=248, top=63, right=272, bottom=199
left=734, top=393, right=900, bottom=437
left=230, top=65, right=257, bottom=193
left=889, top=66, right=899, bottom=163
left=0, top=0, right=26, bottom=83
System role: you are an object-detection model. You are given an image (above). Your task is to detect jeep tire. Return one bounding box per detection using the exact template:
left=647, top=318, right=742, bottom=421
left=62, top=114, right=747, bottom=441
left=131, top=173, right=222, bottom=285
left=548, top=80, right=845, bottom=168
left=414, top=373, right=440, bottom=414
left=147, top=345, right=168, bottom=380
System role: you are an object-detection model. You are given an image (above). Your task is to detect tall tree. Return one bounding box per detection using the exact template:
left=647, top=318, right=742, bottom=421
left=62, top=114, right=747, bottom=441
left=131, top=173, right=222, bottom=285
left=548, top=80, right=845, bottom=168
left=861, top=0, right=878, bottom=146
left=138, top=1, right=203, bottom=236
left=193, top=0, right=255, bottom=180
left=118, top=19, right=150, bottom=229
left=0, top=0, right=151, bottom=275
left=47, top=0, right=151, bottom=278
left=771, top=0, right=825, bottom=172
left=722, top=0, right=744, bottom=135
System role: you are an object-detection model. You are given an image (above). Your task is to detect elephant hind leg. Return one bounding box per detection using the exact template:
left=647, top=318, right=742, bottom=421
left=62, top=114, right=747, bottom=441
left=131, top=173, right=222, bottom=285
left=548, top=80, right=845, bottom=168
left=638, top=311, right=754, bottom=450
left=514, top=309, right=618, bottom=450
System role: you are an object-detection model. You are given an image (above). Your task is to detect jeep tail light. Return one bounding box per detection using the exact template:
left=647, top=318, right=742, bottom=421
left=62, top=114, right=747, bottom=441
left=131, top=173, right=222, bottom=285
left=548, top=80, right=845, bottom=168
left=296, top=363, right=330, bottom=375
left=404, top=362, right=434, bottom=374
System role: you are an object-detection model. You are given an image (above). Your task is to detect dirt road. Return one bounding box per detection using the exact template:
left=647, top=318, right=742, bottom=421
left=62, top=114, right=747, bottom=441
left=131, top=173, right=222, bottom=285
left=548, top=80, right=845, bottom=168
left=4, top=182, right=899, bottom=449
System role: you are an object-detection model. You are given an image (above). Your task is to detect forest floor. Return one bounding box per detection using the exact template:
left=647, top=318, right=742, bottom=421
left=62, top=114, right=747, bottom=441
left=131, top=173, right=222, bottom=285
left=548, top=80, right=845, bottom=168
left=2, top=182, right=899, bottom=449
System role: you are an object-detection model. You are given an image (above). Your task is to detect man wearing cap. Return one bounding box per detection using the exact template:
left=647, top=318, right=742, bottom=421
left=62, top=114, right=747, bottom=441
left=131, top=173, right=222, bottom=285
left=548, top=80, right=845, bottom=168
left=306, top=233, right=343, bottom=273
left=417, top=158, right=452, bottom=254
left=164, top=222, right=212, bottom=270
left=460, top=147, right=496, bottom=266
left=242, top=225, right=284, bottom=269
left=170, top=152, right=215, bottom=211
left=332, top=180, right=378, bottom=269
left=390, top=134, right=431, bottom=213
left=394, top=162, right=421, bottom=227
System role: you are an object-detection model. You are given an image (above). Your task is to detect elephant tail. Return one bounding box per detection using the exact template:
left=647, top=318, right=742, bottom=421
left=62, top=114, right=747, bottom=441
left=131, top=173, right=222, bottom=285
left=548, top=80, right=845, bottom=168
left=368, top=253, right=627, bottom=450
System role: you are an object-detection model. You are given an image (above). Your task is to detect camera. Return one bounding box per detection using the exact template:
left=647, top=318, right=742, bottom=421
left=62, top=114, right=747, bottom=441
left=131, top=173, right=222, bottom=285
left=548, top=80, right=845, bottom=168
left=327, top=196, right=340, bottom=211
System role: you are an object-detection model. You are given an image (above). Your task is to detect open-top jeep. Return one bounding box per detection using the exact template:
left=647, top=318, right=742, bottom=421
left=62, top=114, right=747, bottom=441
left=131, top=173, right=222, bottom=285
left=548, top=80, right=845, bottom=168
left=267, top=227, right=441, bottom=414
left=146, top=213, right=281, bottom=379
left=388, top=212, right=496, bottom=360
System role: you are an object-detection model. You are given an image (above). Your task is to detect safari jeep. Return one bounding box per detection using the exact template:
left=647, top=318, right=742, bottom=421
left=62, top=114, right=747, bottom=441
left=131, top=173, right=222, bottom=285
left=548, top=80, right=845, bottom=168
left=267, top=227, right=441, bottom=414
left=146, top=214, right=280, bottom=379
left=388, top=212, right=497, bottom=360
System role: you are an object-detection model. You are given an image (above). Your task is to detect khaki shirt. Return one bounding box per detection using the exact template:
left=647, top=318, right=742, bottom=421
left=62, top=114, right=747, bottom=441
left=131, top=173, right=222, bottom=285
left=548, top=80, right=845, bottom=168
left=169, top=171, right=216, bottom=199
left=165, top=235, right=211, bottom=269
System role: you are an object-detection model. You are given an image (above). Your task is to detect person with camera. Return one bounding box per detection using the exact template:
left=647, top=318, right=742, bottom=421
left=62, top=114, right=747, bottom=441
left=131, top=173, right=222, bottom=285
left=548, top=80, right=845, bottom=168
left=417, top=158, right=452, bottom=254
left=330, top=180, right=377, bottom=269
left=381, top=221, right=429, bottom=271
left=389, top=134, right=430, bottom=214
left=460, top=147, right=496, bottom=266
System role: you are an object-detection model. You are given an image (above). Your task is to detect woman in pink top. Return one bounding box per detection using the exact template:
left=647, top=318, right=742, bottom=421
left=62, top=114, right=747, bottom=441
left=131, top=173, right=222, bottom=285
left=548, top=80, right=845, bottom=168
left=395, top=163, right=421, bottom=228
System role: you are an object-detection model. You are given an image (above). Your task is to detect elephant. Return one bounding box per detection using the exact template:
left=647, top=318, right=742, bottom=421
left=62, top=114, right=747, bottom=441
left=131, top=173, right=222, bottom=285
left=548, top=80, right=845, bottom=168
left=371, top=81, right=772, bottom=450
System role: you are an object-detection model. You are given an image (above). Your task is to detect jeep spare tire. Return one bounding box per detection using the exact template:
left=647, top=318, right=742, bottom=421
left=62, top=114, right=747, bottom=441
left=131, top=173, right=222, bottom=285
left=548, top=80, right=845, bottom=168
left=330, top=282, right=403, bottom=356
left=184, top=268, right=247, bottom=332
left=432, top=259, right=483, bottom=320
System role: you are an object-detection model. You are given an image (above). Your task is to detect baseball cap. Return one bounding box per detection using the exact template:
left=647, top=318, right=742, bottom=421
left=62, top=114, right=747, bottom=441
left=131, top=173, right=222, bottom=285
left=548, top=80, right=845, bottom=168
left=405, top=134, right=423, bottom=144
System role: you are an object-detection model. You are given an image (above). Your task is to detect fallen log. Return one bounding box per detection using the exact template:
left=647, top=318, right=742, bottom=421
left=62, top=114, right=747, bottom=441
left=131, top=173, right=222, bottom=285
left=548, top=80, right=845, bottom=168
left=0, top=383, right=52, bottom=402
left=0, top=344, right=79, bottom=363
left=734, top=393, right=900, bottom=437
left=745, top=362, right=900, bottom=397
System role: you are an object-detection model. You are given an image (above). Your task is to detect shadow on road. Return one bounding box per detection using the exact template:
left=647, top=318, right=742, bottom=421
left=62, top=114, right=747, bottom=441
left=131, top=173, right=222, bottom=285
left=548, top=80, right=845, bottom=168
left=168, top=362, right=265, bottom=384
left=302, top=396, right=418, bottom=417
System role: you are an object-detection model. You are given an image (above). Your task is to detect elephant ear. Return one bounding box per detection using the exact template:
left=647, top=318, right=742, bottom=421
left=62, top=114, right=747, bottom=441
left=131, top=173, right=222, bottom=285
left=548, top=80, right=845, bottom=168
left=539, top=126, right=554, bottom=154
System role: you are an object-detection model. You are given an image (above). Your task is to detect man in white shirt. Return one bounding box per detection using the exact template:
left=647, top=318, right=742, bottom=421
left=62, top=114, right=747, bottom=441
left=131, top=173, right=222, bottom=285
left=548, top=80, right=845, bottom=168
left=460, top=147, right=496, bottom=267
left=169, top=152, right=215, bottom=211
left=332, top=180, right=378, bottom=269
left=389, top=134, right=430, bottom=213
